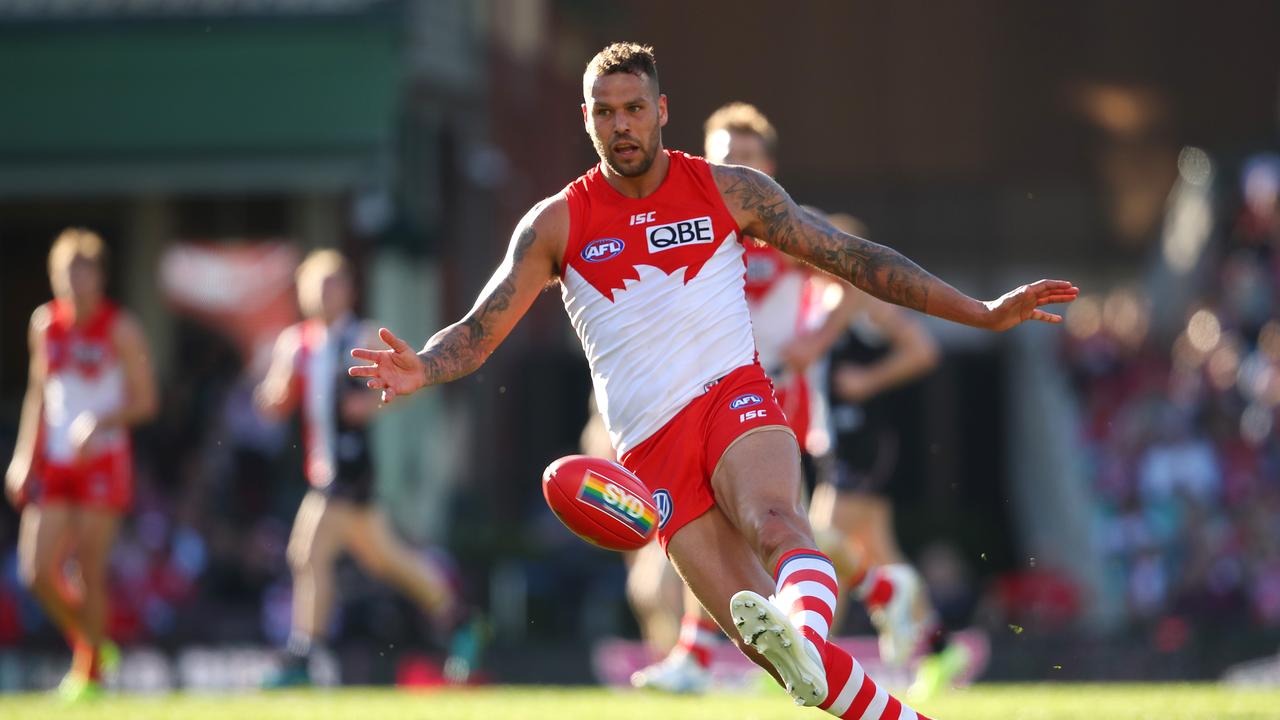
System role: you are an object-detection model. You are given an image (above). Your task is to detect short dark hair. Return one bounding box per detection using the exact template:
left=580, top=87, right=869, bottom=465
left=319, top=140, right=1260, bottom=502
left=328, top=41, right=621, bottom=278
left=585, top=42, right=659, bottom=90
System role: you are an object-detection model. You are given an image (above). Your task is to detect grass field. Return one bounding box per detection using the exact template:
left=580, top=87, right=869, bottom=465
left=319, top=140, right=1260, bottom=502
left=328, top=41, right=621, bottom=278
left=2, top=684, right=1280, bottom=720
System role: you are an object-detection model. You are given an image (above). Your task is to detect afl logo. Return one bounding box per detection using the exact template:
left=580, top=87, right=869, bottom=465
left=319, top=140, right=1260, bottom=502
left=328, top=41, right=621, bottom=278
left=582, top=238, right=625, bottom=263
left=652, top=489, right=673, bottom=529
left=729, top=393, right=764, bottom=410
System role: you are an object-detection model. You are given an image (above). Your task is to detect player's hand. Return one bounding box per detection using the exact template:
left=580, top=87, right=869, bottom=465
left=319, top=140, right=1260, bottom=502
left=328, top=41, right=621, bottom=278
left=781, top=331, right=826, bottom=374
left=833, top=364, right=878, bottom=403
left=4, top=457, right=31, bottom=509
left=348, top=327, right=427, bottom=404
left=69, top=411, right=101, bottom=462
left=981, top=279, right=1079, bottom=331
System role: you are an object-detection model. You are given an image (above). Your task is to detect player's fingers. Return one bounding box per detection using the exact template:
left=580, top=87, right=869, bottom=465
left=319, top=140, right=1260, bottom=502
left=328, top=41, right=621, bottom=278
left=1036, top=294, right=1079, bottom=306
left=381, top=388, right=397, bottom=404
left=366, top=378, right=387, bottom=389
left=351, top=348, right=385, bottom=363
left=1032, top=279, right=1078, bottom=291
left=379, top=327, right=413, bottom=354
left=1031, top=309, right=1063, bottom=323
left=348, top=364, right=380, bottom=377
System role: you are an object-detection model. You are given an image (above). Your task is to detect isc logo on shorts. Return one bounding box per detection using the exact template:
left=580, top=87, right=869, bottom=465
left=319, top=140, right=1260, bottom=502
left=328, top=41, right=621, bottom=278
left=729, top=393, right=763, bottom=410
left=582, top=238, right=625, bottom=262
left=647, top=216, right=714, bottom=253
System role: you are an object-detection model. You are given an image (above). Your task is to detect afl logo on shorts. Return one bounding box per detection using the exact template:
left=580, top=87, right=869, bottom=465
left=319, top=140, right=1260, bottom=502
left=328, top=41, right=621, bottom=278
left=652, top=489, right=673, bottom=529
left=729, top=393, right=764, bottom=410
left=582, top=238, right=625, bottom=263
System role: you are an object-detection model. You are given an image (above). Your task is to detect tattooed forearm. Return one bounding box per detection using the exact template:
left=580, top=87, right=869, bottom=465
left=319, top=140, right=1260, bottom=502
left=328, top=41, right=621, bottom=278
left=716, top=165, right=985, bottom=326
left=418, top=222, right=538, bottom=385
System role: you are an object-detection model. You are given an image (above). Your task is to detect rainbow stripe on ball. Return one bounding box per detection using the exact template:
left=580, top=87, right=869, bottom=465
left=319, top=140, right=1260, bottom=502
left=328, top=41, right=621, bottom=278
left=576, top=470, right=658, bottom=538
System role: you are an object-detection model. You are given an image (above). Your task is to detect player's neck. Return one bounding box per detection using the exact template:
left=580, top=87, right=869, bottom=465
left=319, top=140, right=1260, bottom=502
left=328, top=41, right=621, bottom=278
left=65, top=294, right=102, bottom=326
left=600, top=149, right=670, bottom=199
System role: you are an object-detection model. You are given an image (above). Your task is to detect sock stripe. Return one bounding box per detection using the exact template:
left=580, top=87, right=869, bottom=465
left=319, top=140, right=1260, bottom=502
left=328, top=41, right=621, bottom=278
left=776, top=579, right=838, bottom=617
left=774, top=549, right=832, bottom=579
left=818, top=641, right=853, bottom=711
left=792, top=610, right=831, bottom=642
left=881, top=695, right=903, bottom=720
left=827, top=657, right=863, bottom=715
left=861, top=682, right=890, bottom=720
left=843, top=670, right=877, bottom=718
left=777, top=558, right=841, bottom=586
left=823, top=641, right=925, bottom=720
left=780, top=568, right=840, bottom=596
left=787, top=595, right=835, bottom=627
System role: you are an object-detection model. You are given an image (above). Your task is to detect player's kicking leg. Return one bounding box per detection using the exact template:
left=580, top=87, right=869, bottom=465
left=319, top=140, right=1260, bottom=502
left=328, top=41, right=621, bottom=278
left=667, top=429, right=932, bottom=717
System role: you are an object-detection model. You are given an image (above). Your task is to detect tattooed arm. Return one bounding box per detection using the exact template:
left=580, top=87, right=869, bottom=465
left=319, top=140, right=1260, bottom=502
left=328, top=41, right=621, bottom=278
left=712, top=164, right=1077, bottom=330
left=349, top=196, right=567, bottom=403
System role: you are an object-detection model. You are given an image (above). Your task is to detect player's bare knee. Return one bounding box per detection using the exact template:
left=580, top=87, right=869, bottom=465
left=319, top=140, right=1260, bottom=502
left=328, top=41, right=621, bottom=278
left=749, top=507, right=811, bottom=566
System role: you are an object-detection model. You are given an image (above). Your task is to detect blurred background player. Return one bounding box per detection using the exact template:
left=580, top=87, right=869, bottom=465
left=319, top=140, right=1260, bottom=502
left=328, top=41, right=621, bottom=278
left=254, top=249, right=479, bottom=687
left=811, top=212, right=970, bottom=699
left=630, top=103, right=923, bottom=694
left=4, top=228, right=158, bottom=701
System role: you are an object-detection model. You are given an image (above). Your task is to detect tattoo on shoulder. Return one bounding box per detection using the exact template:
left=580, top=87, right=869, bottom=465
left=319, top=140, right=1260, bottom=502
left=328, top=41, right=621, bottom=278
left=718, top=165, right=931, bottom=313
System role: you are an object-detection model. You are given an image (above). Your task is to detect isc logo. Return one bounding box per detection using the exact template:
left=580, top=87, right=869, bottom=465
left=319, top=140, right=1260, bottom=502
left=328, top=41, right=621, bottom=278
left=729, top=393, right=763, bottom=410
left=646, top=216, right=714, bottom=253
left=739, top=409, right=768, bottom=422
left=582, top=238, right=625, bottom=263
left=602, top=482, right=647, bottom=519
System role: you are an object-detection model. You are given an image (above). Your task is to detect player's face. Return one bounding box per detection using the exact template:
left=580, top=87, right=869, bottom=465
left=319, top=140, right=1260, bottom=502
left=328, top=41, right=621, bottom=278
left=583, top=72, right=668, bottom=178
left=318, top=271, right=353, bottom=322
left=51, top=254, right=103, bottom=303
left=705, top=129, right=775, bottom=176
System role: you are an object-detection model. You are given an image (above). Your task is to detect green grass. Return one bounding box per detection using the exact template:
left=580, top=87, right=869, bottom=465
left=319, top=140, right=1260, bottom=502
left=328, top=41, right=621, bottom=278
left=2, top=684, right=1279, bottom=720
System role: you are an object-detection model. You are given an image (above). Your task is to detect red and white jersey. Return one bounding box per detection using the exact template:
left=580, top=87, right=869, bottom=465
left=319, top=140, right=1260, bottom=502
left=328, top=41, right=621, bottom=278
left=39, top=299, right=128, bottom=465
left=559, top=150, right=756, bottom=454
left=742, top=241, right=826, bottom=375
left=742, top=242, right=832, bottom=455
left=291, top=314, right=371, bottom=488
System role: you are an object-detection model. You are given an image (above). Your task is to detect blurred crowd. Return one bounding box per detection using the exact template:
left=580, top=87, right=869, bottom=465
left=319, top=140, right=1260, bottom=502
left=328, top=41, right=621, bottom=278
left=1065, top=150, right=1280, bottom=632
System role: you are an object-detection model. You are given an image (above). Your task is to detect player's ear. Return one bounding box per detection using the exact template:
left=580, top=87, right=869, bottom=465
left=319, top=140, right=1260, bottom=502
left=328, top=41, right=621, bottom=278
left=657, top=94, right=668, bottom=128
left=581, top=103, right=589, bottom=129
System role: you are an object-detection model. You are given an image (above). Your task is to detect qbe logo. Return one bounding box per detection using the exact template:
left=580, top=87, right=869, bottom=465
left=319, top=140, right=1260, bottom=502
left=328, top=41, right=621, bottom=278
left=729, top=393, right=763, bottom=410
left=652, top=489, right=673, bottom=529
left=646, top=216, right=714, bottom=253
left=582, top=238, right=625, bottom=262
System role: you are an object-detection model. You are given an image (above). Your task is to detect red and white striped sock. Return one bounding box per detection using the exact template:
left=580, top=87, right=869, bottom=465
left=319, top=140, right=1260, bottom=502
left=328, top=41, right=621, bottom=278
left=821, top=641, right=932, bottom=720
left=773, top=549, right=840, bottom=663
left=848, top=566, right=895, bottom=609
left=673, top=613, right=723, bottom=669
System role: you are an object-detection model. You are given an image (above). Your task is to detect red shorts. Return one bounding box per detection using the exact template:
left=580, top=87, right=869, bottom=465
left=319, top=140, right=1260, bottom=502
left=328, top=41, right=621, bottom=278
left=32, top=450, right=133, bottom=512
left=620, top=362, right=794, bottom=550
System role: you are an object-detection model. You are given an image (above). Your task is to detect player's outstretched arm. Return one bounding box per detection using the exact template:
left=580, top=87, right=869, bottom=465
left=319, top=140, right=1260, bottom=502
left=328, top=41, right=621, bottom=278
left=713, top=165, right=1078, bottom=331
left=349, top=197, right=566, bottom=403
